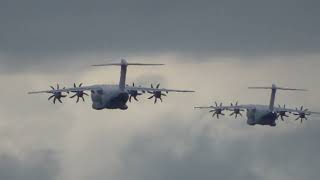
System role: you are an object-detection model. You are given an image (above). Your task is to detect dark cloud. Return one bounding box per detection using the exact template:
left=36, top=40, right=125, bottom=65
left=1, top=0, right=320, bottom=72
left=0, top=150, right=60, bottom=180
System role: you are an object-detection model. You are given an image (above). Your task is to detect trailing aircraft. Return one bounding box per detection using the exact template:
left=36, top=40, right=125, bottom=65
left=195, top=84, right=320, bottom=126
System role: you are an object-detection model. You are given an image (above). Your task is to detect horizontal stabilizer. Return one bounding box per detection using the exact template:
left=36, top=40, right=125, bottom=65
left=248, top=84, right=307, bottom=91
left=249, top=84, right=307, bottom=110
left=92, top=59, right=164, bottom=90
left=92, top=59, right=164, bottom=67
left=92, top=63, right=165, bottom=66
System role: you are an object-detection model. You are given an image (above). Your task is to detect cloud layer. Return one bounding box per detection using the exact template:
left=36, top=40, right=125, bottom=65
left=1, top=57, right=320, bottom=180
left=1, top=1, right=320, bottom=179
left=1, top=0, right=320, bottom=72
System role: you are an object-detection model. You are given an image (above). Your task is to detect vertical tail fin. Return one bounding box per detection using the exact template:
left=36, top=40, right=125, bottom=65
left=248, top=84, right=307, bottom=111
left=119, top=59, right=128, bottom=90
left=92, top=59, right=164, bottom=90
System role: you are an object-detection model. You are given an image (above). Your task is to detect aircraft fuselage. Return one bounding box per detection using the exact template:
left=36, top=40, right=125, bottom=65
left=246, top=105, right=278, bottom=126
left=91, top=85, right=129, bottom=110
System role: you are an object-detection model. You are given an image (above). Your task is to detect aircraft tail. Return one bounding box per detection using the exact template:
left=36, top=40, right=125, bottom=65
left=92, top=59, right=164, bottom=90
left=248, top=84, right=307, bottom=110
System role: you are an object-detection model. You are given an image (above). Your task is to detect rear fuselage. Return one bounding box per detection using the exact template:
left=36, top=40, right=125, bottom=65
left=90, top=85, right=129, bottom=110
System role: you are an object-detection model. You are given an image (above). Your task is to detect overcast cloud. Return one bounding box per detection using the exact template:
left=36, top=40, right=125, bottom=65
left=1, top=1, right=320, bottom=180
left=1, top=0, right=320, bottom=72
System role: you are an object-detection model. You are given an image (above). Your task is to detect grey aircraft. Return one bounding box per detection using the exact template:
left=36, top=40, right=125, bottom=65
left=29, top=59, right=194, bottom=110
left=195, top=84, right=320, bottom=127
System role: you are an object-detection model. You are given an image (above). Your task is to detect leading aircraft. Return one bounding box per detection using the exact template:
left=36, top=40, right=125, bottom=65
left=28, top=59, right=194, bottom=110
left=195, top=84, right=320, bottom=127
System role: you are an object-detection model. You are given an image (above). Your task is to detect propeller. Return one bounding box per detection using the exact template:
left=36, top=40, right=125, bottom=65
left=209, top=102, right=225, bottom=119
left=48, top=84, right=67, bottom=104
left=128, top=83, right=143, bottom=102
left=293, top=106, right=311, bottom=124
left=70, top=83, right=89, bottom=103
left=276, top=104, right=290, bottom=121
left=229, top=101, right=244, bottom=118
left=148, top=83, right=167, bottom=104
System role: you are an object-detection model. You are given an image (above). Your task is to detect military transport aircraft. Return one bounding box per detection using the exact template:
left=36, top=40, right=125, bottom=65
left=28, top=59, right=194, bottom=110
left=195, top=84, right=320, bottom=126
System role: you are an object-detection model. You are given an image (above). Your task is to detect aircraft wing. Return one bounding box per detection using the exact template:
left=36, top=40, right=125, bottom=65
left=195, top=104, right=256, bottom=110
left=274, top=107, right=320, bottom=115
left=125, top=86, right=195, bottom=93
left=28, top=85, right=101, bottom=94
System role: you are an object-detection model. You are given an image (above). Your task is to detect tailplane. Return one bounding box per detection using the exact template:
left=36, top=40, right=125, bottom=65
left=248, top=84, right=307, bottom=110
left=92, top=59, right=164, bottom=90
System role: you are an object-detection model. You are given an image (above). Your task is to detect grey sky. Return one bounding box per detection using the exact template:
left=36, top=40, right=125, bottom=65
left=1, top=0, right=320, bottom=72
left=1, top=59, right=320, bottom=180
left=1, top=1, right=320, bottom=180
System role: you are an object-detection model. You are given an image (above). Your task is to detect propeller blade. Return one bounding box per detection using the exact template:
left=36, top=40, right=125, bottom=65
left=48, top=95, right=55, bottom=100
left=212, top=112, right=217, bottom=117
